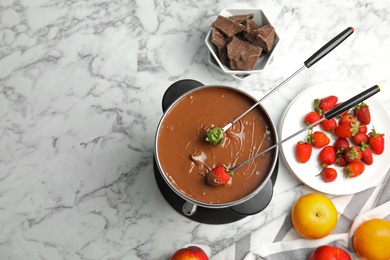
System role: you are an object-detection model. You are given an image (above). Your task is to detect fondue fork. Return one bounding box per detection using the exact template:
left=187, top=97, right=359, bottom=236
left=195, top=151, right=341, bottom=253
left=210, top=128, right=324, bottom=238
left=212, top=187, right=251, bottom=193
left=221, top=27, right=354, bottom=134
left=229, top=85, right=381, bottom=172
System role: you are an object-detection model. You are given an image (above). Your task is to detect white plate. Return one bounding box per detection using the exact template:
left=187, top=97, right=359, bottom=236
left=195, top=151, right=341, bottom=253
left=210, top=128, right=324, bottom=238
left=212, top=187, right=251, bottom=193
left=279, top=82, right=390, bottom=195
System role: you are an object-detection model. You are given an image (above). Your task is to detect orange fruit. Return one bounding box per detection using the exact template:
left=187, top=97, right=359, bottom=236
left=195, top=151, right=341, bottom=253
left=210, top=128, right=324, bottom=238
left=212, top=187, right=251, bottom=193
left=291, top=193, right=338, bottom=239
left=353, top=218, right=390, bottom=260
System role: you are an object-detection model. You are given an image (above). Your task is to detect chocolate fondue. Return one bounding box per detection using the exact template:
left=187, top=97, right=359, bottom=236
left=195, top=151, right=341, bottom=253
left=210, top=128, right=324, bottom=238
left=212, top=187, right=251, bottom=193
left=156, top=86, right=276, bottom=204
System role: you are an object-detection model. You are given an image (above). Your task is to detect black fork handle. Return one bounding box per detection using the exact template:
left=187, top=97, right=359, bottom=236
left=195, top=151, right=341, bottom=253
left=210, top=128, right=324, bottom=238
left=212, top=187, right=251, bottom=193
left=304, top=27, right=354, bottom=68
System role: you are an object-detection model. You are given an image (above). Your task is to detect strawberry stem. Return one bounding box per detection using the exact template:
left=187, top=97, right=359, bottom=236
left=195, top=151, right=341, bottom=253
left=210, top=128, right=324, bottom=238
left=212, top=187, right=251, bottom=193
left=223, top=164, right=234, bottom=177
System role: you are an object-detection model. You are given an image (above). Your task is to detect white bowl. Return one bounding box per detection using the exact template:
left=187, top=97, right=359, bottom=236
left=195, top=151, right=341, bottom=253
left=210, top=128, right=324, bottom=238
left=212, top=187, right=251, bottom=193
left=208, top=52, right=250, bottom=81
left=205, top=8, right=279, bottom=76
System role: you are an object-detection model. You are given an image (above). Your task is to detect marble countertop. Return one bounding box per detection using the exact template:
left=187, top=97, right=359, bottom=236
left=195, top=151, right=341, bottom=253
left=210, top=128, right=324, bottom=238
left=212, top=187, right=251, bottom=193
left=1, top=0, right=390, bottom=259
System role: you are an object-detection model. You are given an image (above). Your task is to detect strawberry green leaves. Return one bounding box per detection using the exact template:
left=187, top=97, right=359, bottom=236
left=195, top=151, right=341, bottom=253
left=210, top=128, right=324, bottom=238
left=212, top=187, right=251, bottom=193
left=206, top=127, right=224, bottom=145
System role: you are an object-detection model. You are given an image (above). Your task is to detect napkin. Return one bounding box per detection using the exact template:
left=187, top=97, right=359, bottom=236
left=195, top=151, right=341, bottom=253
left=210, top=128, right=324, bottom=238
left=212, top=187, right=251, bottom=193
left=211, top=171, right=390, bottom=260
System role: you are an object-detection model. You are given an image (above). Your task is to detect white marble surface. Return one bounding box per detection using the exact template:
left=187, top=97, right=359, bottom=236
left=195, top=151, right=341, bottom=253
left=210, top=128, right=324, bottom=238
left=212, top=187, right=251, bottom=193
left=1, top=0, right=390, bottom=259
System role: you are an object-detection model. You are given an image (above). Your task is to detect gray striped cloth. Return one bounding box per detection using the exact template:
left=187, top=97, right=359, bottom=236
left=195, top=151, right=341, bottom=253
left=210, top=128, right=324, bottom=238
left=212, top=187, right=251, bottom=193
left=211, top=172, right=390, bottom=260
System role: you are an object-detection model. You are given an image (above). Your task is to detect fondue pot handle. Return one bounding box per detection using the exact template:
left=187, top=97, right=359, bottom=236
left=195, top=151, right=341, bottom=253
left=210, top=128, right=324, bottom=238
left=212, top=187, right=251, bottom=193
left=182, top=201, right=198, bottom=216
left=162, top=79, right=204, bottom=112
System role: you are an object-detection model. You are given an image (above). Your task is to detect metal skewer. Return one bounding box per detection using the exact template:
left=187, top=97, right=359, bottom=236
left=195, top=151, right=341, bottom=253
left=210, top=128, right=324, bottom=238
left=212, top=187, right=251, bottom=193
left=221, top=27, right=355, bottom=133
left=229, top=85, right=381, bottom=171
left=222, top=65, right=306, bottom=132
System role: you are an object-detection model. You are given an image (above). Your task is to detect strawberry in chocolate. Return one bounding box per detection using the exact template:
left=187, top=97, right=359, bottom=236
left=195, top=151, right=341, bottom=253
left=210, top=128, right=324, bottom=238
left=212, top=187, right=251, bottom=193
left=207, top=164, right=233, bottom=185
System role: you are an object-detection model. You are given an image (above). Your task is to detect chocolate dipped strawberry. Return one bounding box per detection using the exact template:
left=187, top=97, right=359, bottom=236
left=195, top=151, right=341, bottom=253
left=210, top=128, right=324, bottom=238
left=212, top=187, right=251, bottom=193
left=207, top=164, right=233, bottom=186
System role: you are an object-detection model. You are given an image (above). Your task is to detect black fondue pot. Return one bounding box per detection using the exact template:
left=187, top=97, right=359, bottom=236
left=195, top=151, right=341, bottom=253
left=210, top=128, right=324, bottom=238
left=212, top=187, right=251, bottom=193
left=153, top=79, right=279, bottom=224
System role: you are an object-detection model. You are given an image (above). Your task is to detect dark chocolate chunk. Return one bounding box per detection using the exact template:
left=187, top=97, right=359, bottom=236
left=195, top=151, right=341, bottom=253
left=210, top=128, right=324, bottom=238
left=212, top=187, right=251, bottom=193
left=211, top=15, right=245, bottom=37
left=256, top=25, right=275, bottom=52
left=227, top=37, right=262, bottom=70
left=245, top=24, right=275, bottom=52
left=244, top=19, right=259, bottom=31
left=211, top=28, right=228, bottom=64
left=243, top=19, right=260, bottom=45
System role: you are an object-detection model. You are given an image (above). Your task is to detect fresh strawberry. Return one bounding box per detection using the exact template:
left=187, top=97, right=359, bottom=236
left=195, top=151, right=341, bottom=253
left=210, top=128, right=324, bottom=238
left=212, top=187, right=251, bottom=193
left=339, top=113, right=358, bottom=126
left=344, top=161, right=365, bottom=178
left=320, top=118, right=337, bottom=132
left=319, top=167, right=337, bottom=182
left=335, top=153, right=348, bottom=167
left=368, top=127, right=385, bottom=155
left=296, top=141, right=312, bottom=163
left=334, top=123, right=359, bottom=138
left=304, top=111, right=321, bottom=126
left=318, top=146, right=336, bottom=166
left=352, top=132, right=369, bottom=146
left=314, top=95, right=338, bottom=115
left=333, top=137, right=350, bottom=153
left=358, top=124, right=368, bottom=134
left=344, top=146, right=362, bottom=163
left=354, top=102, right=371, bottom=124
left=360, top=143, right=373, bottom=165
left=308, top=131, right=330, bottom=148
left=207, top=164, right=233, bottom=185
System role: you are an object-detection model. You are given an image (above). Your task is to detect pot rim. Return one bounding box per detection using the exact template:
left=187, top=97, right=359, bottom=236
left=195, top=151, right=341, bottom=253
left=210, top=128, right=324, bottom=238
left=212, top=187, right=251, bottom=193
left=154, top=84, right=279, bottom=209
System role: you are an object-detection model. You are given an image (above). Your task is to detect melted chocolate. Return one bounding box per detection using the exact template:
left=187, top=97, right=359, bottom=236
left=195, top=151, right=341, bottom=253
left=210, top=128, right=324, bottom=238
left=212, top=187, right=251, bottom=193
left=156, top=87, right=276, bottom=204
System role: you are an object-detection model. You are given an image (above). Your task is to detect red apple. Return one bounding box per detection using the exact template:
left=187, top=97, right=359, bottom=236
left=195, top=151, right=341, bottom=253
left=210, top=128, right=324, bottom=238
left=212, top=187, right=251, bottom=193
left=170, top=246, right=208, bottom=260
left=308, top=245, right=351, bottom=260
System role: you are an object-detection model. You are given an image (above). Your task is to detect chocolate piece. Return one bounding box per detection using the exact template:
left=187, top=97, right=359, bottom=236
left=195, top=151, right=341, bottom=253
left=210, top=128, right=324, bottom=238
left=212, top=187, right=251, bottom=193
left=227, top=37, right=262, bottom=70
left=243, top=19, right=260, bottom=46
left=245, top=24, right=275, bottom=52
left=211, top=28, right=228, bottom=64
left=211, top=15, right=245, bottom=37
left=256, top=25, right=275, bottom=52
left=244, top=19, right=259, bottom=32
left=228, top=13, right=254, bottom=24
